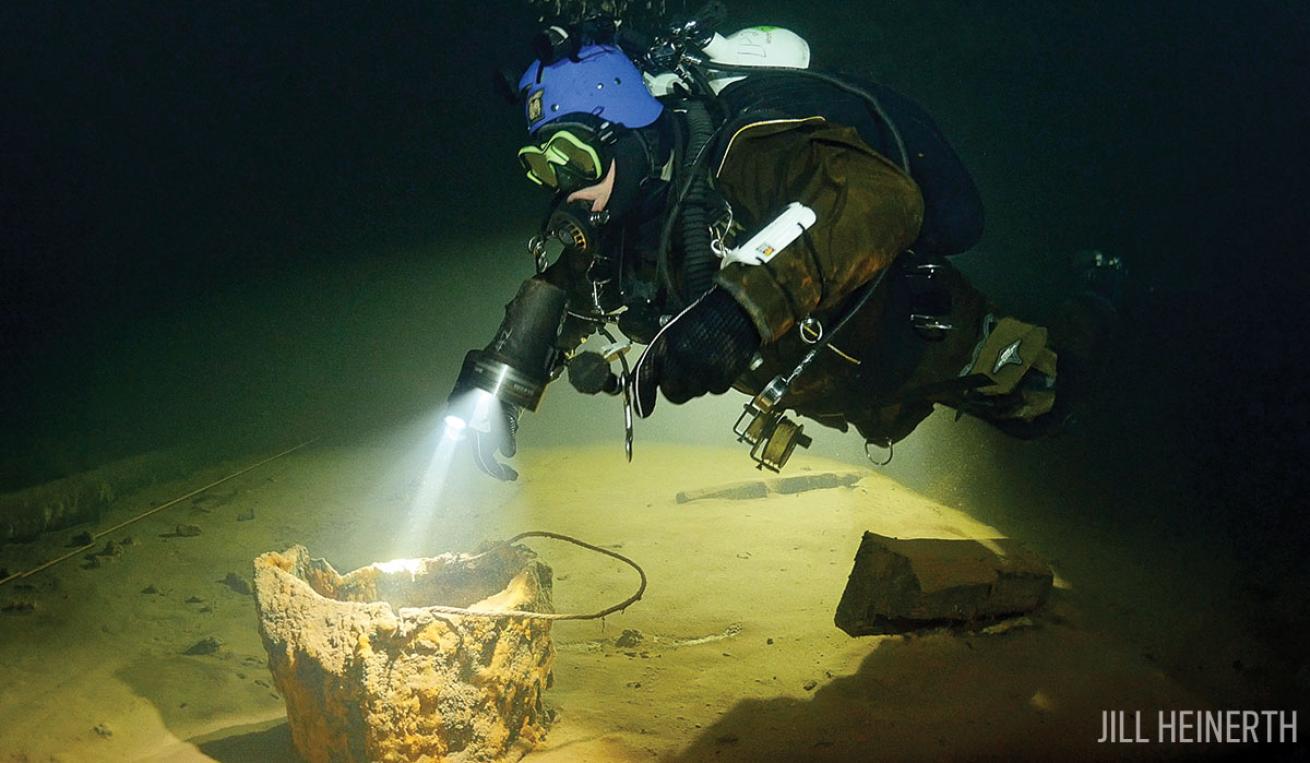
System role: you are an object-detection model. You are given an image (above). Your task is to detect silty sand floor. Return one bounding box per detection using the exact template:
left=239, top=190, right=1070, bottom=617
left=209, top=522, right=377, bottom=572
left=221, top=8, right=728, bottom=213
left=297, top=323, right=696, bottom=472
left=0, top=419, right=1209, bottom=761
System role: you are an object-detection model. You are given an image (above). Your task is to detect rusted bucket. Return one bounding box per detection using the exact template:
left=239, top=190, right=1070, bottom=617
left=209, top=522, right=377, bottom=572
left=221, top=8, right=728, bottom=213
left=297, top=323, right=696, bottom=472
left=252, top=543, right=555, bottom=762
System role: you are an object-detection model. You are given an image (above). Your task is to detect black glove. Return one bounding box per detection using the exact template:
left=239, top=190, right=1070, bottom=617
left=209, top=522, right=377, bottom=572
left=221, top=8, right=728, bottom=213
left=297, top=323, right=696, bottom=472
left=470, top=400, right=520, bottom=481
left=632, top=288, right=760, bottom=417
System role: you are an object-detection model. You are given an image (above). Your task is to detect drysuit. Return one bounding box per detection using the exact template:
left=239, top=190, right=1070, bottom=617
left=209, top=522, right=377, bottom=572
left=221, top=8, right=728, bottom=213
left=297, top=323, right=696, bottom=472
left=535, top=71, right=1071, bottom=446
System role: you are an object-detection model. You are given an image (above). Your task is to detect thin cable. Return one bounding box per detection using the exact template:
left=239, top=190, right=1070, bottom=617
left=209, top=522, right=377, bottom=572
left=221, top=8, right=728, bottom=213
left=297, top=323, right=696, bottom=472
left=0, top=438, right=321, bottom=588
left=784, top=263, right=892, bottom=386
left=415, top=530, right=647, bottom=621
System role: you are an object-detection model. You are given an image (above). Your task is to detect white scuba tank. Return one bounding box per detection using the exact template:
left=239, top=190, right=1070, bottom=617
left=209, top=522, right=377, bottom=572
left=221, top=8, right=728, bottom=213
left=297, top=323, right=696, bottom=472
left=644, top=26, right=811, bottom=97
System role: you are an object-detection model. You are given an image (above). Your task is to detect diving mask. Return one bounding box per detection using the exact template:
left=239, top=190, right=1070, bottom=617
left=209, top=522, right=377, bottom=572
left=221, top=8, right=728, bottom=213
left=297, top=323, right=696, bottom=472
left=517, top=129, right=606, bottom=192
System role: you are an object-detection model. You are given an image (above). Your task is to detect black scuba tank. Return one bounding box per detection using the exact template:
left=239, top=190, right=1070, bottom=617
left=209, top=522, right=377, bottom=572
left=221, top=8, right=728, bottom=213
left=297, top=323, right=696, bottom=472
left=714, top=71, right=984, bottom=258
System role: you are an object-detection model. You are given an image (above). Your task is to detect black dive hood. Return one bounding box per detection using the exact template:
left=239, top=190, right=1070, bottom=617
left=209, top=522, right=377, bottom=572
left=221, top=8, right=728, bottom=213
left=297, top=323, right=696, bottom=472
left=605, top=119, right=667, bottom=223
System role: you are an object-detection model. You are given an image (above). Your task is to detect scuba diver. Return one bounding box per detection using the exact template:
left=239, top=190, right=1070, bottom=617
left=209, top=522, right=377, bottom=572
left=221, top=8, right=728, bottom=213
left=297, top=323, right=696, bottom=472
left=446, top=13, right=1123, bottom=481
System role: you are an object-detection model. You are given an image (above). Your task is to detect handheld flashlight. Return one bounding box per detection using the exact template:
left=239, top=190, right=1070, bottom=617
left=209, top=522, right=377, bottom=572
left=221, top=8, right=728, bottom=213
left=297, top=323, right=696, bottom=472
left=446, top=277, right=569, bottom=424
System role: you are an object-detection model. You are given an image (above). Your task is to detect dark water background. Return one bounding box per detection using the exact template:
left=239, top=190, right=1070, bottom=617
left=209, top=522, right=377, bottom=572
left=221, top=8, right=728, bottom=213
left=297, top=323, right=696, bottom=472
left=4, top=0, right=1309, bottom=707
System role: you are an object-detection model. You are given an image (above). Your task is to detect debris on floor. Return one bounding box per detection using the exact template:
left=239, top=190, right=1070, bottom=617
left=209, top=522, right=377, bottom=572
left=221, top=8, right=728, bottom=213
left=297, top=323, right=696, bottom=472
left=222, top=571, right=252, bottom=595
left=615, top=628, right=644, bottom=648
left=183, top=636, right=223, bottom=655
left=979, top=616, right=1036, bottom=636
left=2, top=600, right=36, bottom=615
left=676, top=471, right=862, bottom=504
left=835, top=531, right=1053, bottom=636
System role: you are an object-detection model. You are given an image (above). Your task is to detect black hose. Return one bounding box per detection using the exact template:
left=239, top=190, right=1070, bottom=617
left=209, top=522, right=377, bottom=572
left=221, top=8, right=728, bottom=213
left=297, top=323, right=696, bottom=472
left=655, top=109, right=685, bottom=302
left=677, top=100, right=718, bottom=301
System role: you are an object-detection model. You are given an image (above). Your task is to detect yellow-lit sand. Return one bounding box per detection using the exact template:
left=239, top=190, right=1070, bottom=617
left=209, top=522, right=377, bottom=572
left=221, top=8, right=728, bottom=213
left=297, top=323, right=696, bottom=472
left=0, top=425, right=1208, bottom=761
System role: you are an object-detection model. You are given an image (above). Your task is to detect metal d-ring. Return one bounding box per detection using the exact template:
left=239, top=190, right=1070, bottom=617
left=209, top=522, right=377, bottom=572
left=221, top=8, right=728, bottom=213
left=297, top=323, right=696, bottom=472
left=799, top=316, right=824, bottom=344
left=864, top=438, right=893, bottom=466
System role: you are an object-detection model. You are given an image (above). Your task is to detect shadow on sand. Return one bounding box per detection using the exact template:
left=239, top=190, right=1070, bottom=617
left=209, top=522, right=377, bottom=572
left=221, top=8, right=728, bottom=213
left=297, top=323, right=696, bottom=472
left=193, top=719, right=298, bottom=761
left=668, top=604, right=1194, bottom=761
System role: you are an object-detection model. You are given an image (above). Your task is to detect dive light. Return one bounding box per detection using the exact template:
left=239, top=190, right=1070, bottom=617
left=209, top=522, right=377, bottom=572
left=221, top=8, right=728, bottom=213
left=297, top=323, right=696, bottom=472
left=449, top=278, right=569, bottom=414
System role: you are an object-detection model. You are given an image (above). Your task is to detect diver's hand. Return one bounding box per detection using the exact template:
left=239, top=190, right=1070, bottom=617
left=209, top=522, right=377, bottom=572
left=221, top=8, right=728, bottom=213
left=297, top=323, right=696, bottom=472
left=470, top=401, right=520, bottom=481
left=632, top=288, right=760, bottom=417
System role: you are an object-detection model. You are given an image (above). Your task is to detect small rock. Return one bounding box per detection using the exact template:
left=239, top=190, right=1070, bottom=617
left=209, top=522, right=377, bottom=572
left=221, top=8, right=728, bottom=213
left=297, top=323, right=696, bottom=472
left=979, top=617, right=1035, bottom=636
left=199, top=606, right=212, bottom=613
left=99, top=540, right=123, bottom=557
left=175, top=524, right=203, bottom=537
left=2, top=600, right=36, bottom=615
left=236, top=508, right=255, bottom=522
left=736, top=552, right=751, bottom=560
left=82, top=557, right=102, bottom=569
left=184, top=636, right=222, bottom=655
left=69, top=531, right=94, bottom=547
left=715, top=734, right=740, bottom=745
left=625, top=681, right=642, bottom=689
left=803, top=679, right=818, bottom=691
left=185, top=596, right=204, bottom=604
left=93, top=723, right=112, bottom=738
left=223, top=572, right=253, bottom=596
left=120, top=536, right=136, bottom=546
left=141, top=585, right=159, bottom=595
left=614, top=628, right=643, bottom=648
left=766, top=638, right=775, bottom=645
